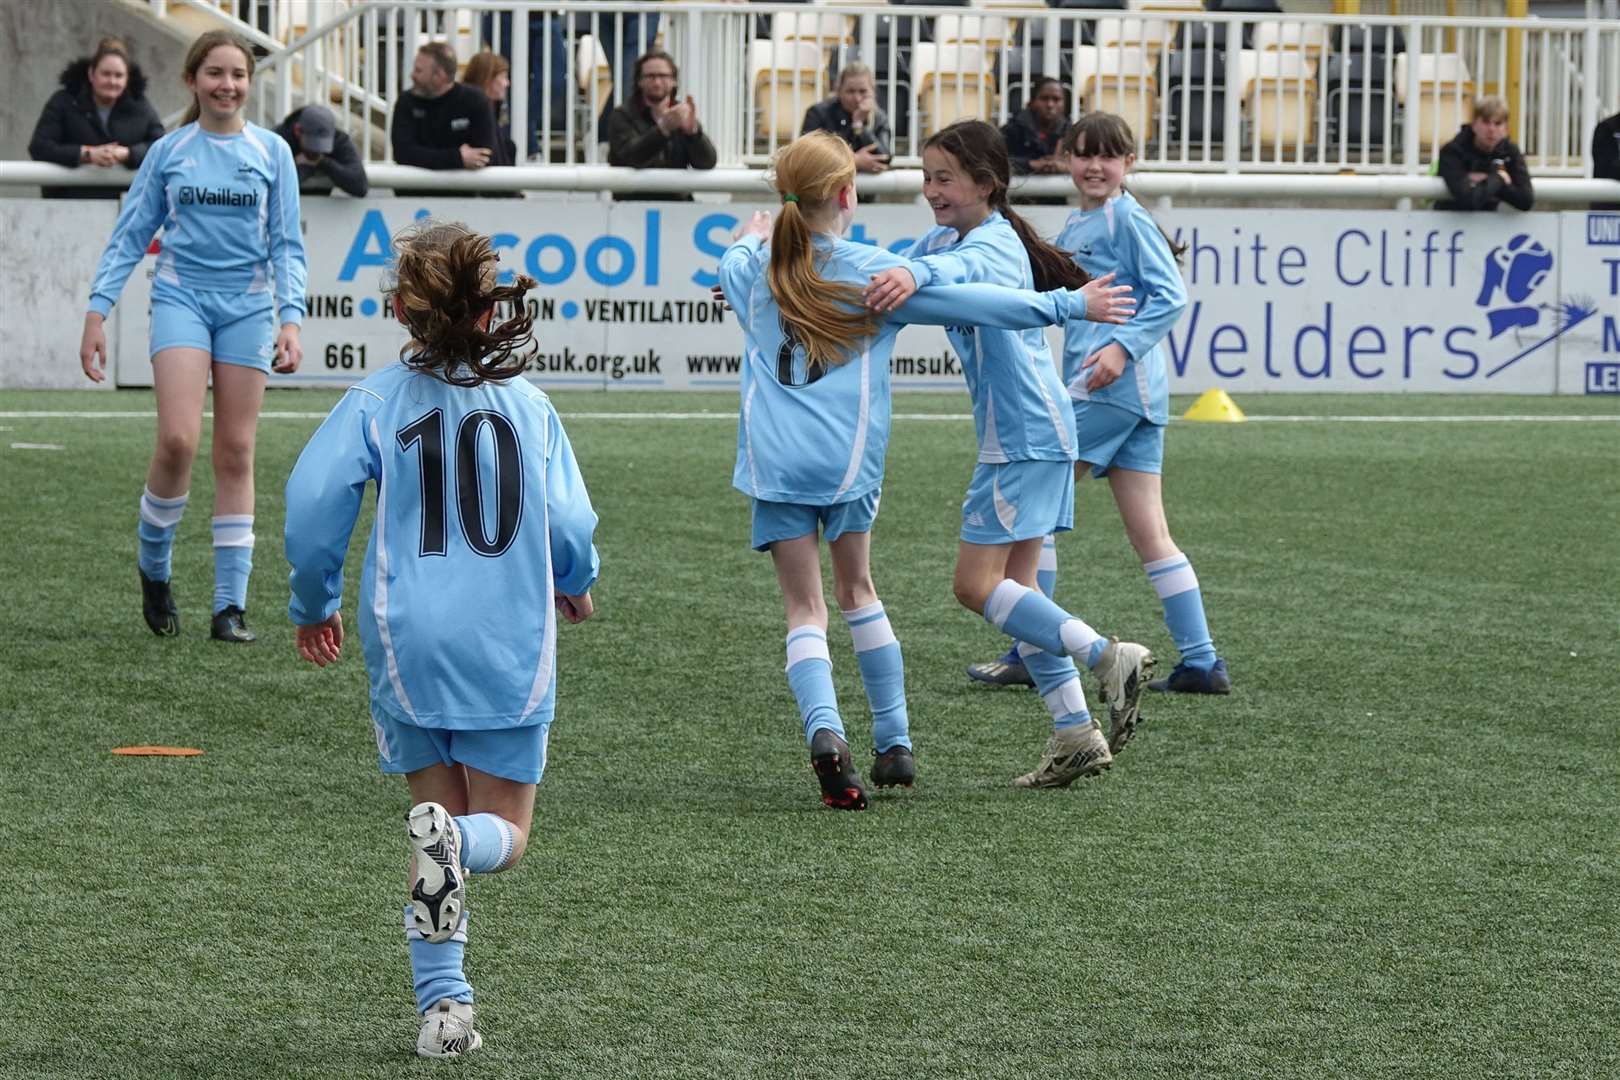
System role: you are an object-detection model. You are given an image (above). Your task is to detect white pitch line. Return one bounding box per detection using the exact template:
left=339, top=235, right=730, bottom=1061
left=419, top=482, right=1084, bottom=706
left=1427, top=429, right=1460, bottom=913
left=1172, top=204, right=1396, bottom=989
left=10, top=442, right=65, bottom=450
left=0, top=410, right=1616, bottom=424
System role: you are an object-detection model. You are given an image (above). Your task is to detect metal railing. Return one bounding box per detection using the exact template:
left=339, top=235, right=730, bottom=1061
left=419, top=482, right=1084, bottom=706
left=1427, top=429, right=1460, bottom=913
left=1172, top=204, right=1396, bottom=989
left=131, top=1, right=1619, bottom=177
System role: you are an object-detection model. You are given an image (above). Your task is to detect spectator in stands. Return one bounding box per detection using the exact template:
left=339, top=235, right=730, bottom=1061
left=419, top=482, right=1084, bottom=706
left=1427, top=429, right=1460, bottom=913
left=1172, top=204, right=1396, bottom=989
left=800, top=64, right=891, bottom=174
left=606, top=50, right=716, bottom=172
left=463, top=52, right=517, bottom=168
left=391, top=42, right=496, bottom=174
left=274, top=104, right=368, bottom=197
left=1436, top=96, right=1534, bottom=212
left=1592, top=108, right=1620, bottom=211
left=1001, top=77, right=1071, bottom=175
left=28, top=37, right=164, bottom=200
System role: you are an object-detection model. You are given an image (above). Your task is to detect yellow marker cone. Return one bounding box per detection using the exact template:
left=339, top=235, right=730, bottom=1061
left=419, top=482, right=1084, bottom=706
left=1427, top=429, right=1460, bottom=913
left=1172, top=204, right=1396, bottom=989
left=1182, top=389, right=1247, bottom=423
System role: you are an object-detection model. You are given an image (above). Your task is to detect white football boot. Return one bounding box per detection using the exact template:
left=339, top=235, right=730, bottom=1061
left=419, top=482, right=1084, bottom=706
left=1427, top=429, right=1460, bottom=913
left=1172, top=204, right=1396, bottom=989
left=1090, top=639, right=1155, bottom=755
left=417, top=999, right=482, bottom=1059
left=406, top=802, right=465, bottom=945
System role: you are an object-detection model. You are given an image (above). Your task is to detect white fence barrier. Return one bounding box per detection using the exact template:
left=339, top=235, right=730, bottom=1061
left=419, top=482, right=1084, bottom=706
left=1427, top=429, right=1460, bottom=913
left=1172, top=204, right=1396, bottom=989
left=139, top=2, right=1620, bottom=177
left=4, top=196, right=1616, bottom=394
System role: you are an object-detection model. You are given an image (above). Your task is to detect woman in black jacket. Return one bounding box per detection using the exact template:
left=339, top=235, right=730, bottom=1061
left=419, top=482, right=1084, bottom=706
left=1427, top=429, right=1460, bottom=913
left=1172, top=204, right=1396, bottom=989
left=29, top=38, right=165, bottom=200
left=1435, top=96, right=1534, bottom=212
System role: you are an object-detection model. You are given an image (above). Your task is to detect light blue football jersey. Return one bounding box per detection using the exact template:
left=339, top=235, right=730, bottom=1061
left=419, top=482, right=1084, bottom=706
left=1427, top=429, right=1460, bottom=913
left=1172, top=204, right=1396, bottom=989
left=720, top=232, right=1087, bottom=504
left=285, top=362, right=600, bottom=730
left=1054, top=191, right=1188, bottom=425
left=88, top=122, right=306, bottom=326
left=905, top=212, right=1078, bottom=464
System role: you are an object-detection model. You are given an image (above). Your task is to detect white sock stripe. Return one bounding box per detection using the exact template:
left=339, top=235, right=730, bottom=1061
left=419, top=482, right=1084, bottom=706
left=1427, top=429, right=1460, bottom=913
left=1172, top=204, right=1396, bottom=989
left=847, top=615, right=897, bottom=653
left=985, top=579, right=1030, bottom=629
left=840, top=601, right=885, bottom=624
left=1058, top=618, right=1103, bottom=659
left=1143, top=553, right=1188, bottom=574
left=212, top=515, right=256, bottom=548
left=1015, top=640, right=1047, bottom=659
left=785, top=626, right=831, bottom=669
left=1041, top=677, right=1088, bottom=722
left=139, top=488, right=189, bottom=527
left=1037, top=542, right=1058, bottom=574
left=495, top=817, right=515, bottom=869
left=1148, top=563, right=1199, bottom=598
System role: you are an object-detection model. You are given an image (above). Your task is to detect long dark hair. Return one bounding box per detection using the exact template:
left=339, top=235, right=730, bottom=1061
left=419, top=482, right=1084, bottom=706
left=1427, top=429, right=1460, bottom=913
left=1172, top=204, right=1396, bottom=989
left=180, top=30, right=254, bottom=126
left=923, top=120, right=1089, bottom=291
left=1061, top=112, right=1188, bottom=260
left=386, top=221, right=538, bottom=387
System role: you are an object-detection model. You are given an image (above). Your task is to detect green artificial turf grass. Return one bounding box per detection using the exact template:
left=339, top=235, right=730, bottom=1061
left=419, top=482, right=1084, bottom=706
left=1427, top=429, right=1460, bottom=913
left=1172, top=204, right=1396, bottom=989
left=2, top=389, right=1617, bottom=1079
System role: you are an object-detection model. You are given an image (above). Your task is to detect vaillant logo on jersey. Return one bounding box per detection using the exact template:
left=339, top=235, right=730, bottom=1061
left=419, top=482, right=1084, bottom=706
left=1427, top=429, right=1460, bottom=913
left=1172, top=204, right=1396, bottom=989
left=178, top=185, right=260, bottom=207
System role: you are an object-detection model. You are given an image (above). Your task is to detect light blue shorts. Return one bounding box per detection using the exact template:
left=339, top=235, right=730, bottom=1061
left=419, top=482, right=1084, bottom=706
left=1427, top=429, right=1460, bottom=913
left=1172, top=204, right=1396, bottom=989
left=150, top=279, right=276, bottom=370
left=751, top=491, right=881, bottom=552
left=960, top=459, right=1074, bottom=545
left=371, top=707, right=550, bottom=785
left=1074, top=400, right=1165, bottom=478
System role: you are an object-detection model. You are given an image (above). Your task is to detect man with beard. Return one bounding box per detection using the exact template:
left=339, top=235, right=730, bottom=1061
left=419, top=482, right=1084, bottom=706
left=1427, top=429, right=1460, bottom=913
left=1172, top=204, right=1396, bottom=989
left=391, top=42, right=496, bottom=191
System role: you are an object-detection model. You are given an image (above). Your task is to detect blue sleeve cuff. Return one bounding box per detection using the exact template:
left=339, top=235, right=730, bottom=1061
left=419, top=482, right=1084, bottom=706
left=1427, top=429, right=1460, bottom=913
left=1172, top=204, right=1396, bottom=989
left=278, top=307, right=304, bottom=328
left=88, top=295, right=114, bottom=318
left=903, top=259, right=934, bottom=289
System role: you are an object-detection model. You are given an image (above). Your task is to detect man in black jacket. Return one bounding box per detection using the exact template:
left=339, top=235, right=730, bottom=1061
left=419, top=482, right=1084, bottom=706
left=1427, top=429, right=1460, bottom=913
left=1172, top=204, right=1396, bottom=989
left=390, top=42, right=496, bottom=177
left=275, top=104, right=369, bottom=197
left=1592, top=109, right=1620, bottom=211
left=28, top=39, right=164, bottom=199
left=1436, top=96, right=1534, bottom=212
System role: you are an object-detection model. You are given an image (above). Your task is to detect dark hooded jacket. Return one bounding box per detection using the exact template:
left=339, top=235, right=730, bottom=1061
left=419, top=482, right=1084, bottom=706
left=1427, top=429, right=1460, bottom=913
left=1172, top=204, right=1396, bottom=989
left=1001, top=108, right=1070, bottom=175
left=1435, top=124, right=1534, bottom=212
left=29, top=57, right=166, bottom=199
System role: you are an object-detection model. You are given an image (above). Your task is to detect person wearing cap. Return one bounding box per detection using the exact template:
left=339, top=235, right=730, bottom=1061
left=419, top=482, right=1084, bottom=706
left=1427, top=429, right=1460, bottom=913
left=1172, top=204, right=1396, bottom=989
left=274, top=103, right=369, bottom=197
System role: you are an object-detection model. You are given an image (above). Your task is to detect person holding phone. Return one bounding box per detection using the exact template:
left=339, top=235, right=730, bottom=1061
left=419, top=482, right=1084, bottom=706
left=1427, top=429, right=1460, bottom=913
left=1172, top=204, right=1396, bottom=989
left=801, top=64, right=891, bottom=174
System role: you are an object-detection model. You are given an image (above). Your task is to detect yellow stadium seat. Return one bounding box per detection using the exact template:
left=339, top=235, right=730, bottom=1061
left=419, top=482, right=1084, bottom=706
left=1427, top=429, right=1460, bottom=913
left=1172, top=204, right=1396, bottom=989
left=1395, top=53, right=1476, bottom=151
left=1074, top=47, right=1159, bottom=141
left=749, top=39, right=826, bottom=144
left=911, top=43, right=997, bottom=136
left=1246, top=50, right=1317, bottom=154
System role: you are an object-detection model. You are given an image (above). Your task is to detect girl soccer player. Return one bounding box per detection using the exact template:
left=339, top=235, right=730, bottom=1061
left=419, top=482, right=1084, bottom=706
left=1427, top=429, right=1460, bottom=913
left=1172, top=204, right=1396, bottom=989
left=964, top=113, right=1230, bottom=700
left=720, top=131, right=1134, bottom=808
left=862, top=119, right=1155, bottom=786
left=78, top=30, right=305, bottom=643
left=285, top=221, right=599, bottom=1059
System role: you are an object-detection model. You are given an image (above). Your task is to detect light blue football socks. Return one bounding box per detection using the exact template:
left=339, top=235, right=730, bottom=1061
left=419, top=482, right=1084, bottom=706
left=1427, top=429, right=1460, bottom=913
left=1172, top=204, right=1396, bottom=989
left=841, top=602, right=911, bottom=752
left=405, top=905, right=473, bottom=1015
left=454, top=814, right=516, bottom=874
left=137, top=487, right=187, bottom=581
left=1016, top=641, right=1093, bottom=731
left=1036, top=534, right=1057, bottom=599
left=984, top=579, right=1107, bottom=669
left=786, top=625, right=844, bottom=744
left=211, top=514, right=253, bottom=614
left=1144, top=553, right=1217, bottom=670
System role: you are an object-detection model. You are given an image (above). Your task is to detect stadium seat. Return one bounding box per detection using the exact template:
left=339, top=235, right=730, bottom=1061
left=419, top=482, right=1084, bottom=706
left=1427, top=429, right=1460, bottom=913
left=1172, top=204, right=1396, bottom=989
left=1394, top=52, right=1475, bottom=151
left=933, top=14, right=1015, bottom=52
left=911, top=43, right=997, bottom=135
left=1324, top=52, right=1393, bottom=149
left=1246, top=50, right=1316, bottom=154
left=749, top=39, right=826, bottom=143
left=1251, top=22, right=1329, bottom=69
left=771, top=10, right=854, bottom=62
left=575, top=35, right=614, bottom=117
left=1093, top=15, right=1174, bottom=55
left=1332, top=24, right=1406, bottom=59
left=1165, top=49, right=1227, bottom=145
left=1074, top=46, right=1158, bottom=141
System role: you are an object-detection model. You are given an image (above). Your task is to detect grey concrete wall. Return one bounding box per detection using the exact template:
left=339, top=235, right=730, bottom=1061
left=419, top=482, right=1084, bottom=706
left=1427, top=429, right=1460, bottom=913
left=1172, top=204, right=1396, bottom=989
left=0, top=199, right=121, bottom=389
left=0, top=0, right=191, bottom=171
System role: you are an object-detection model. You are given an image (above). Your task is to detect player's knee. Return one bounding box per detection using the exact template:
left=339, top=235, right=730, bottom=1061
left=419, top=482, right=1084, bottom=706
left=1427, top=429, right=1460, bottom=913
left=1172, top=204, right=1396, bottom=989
left=153, top=428, right=199, bottom=467
left=212, top=438, right=255, bottom=479
left=952, top=577, right=987, bottom=613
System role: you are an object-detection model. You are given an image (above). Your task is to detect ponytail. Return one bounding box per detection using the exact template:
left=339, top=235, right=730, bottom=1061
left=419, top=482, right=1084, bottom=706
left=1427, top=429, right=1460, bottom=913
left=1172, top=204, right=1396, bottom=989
left=765, top=132, right=882, bottom=371
left=997, top=199, right=1091, bottom=291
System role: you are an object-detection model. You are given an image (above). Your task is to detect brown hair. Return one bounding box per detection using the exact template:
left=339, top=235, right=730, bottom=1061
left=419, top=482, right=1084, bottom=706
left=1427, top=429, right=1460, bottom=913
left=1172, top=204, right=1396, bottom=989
left=630, top=49, right=679, bottom=108
left=386, top=221, right=538, bottom=387
left=462, top=51, right=508, bottom=96
left=180, top=30, right=254, bottom=126
left=418, top=41, right=459, bottom=82
left=923, top=120, right=1089, bottom=291
left=1061, top=112, right=1188, bottom=260
left=91, top=37, right=131, bottom=71
left=766, top=132, right=882, bottom=372
left=1472, top=95, right=1509, bottom=123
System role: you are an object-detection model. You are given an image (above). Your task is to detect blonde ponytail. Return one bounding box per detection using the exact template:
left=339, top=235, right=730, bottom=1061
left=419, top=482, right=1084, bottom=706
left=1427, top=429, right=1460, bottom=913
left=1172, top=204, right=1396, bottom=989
left=765, top=132, right=882, bottom=372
